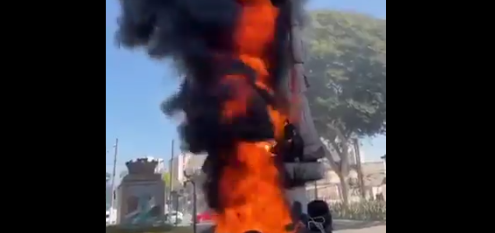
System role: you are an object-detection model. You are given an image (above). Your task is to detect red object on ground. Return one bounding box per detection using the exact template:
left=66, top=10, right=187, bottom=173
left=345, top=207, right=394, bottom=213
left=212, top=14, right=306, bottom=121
left=196, top=211, right=213, bottom=223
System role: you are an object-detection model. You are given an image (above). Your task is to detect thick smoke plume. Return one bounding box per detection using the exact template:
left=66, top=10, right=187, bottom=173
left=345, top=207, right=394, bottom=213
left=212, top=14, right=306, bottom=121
left=116, top=0, right=307, bottom=212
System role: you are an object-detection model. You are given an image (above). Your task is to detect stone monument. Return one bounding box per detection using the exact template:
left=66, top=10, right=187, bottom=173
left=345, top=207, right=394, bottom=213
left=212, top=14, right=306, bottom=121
left=116, top=158, right=165, bottom=224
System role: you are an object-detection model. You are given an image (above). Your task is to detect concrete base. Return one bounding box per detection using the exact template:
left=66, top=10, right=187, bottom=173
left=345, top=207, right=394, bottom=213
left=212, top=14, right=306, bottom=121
left=284, top=162, right=324, bottom=183
left=283, top=162, right=324, bottom=214
left=285, top=186, right=310, bottom=214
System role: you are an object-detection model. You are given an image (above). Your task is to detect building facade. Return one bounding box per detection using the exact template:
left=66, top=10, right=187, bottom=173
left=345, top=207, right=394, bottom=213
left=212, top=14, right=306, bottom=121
left=168, top=152, right=207, bottom=190
left=142, top=156, right=166, bottom=173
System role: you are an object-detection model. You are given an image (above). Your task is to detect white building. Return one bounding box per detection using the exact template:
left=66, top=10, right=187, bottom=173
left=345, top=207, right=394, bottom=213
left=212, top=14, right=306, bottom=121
left=168, top=152, right=207, bottom=189
left=141, top=156, right=166, bottom=173
left=106, top=207, right=117, bottom=225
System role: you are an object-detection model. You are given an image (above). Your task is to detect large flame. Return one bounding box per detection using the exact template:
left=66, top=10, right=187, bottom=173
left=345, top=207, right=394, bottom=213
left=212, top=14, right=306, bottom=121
left=114, top=0, right=298, bottom=230
left=215, top=0, right=293, bottom=233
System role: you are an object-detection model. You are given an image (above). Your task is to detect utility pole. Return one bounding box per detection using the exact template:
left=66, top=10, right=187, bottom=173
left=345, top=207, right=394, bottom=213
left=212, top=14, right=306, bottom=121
left=169, top=140, right=175, bottom=211
left=314, top=181, right=318, bottom=199
left=184, top=171, right=197, bottom=233
left=175, top=190, right=180, bottom=226
left=106, top=151, right=110, bottom=183
left=110, top=138, right=119, bottom=210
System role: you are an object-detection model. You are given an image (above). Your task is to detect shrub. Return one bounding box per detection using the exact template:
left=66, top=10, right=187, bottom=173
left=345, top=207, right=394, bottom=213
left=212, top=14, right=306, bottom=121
left=330, top=200, right=386, bottom=221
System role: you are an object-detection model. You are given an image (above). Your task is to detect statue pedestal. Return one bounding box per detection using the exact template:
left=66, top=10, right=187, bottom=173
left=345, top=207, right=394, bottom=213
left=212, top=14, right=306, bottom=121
left=284, top=162, right=324, bottom=215
left=116, top=159, right=166, bottom=224
left=117, top=174, right=165, bottom=224
left=285, top=186, right=309, bottom=214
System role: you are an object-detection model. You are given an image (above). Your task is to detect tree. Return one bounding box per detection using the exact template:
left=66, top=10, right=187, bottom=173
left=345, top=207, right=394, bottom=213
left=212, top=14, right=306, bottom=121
left=162, top=172, right=171, bottom=186
left=305, top=11, right=386, bottom=204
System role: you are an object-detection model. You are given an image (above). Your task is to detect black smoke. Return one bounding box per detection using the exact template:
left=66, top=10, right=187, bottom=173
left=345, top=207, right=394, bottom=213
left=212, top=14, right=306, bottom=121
left=116, top=0, right=306, bottom=212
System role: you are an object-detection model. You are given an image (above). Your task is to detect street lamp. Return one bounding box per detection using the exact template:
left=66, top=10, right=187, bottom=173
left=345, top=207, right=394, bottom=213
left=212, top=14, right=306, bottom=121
left=183, top=170, right=197, bottom=233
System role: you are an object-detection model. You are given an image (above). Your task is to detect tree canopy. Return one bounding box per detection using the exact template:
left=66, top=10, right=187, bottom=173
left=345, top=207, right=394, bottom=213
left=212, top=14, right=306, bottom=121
left=304, top=10, right=386, bottom=202
left=305, top=10, right=386, bottom=140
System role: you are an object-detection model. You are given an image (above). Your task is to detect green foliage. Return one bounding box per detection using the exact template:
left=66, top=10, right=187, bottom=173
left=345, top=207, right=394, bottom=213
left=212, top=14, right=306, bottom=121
left=162, top=172, right=171, bottom=186
left=331, top=200, right=386, bottom=221
left=305, top=10, right=386, bottom=138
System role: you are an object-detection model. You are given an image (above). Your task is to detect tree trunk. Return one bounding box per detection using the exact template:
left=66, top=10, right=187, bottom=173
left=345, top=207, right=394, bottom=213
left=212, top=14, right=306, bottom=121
left=353, top=139, right=366, bottom=200
left=337, top=172, right=350, bottom=205
left=320, top=134, right=352, bottom=205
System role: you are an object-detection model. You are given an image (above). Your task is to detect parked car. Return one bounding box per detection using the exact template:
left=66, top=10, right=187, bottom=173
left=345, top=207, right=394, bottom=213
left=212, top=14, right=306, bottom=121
left=196, top=211, right=213, bottom=223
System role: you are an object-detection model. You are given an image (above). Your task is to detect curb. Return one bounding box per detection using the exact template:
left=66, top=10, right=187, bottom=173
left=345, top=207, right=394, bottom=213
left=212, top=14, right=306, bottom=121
left=334, top=219, right=386, bottom=224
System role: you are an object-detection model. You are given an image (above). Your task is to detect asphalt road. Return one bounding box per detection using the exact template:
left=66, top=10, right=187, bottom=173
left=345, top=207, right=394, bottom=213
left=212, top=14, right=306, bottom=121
left=183, top=213, right=385, bottom=233
left=195, top=220, right=385, bottom=233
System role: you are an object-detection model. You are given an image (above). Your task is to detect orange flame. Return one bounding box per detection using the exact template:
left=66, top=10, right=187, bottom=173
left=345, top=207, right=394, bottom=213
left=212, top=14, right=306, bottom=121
left=216, top=0, right=293, bottom=233
left=215, top=142, right=292, bottom=233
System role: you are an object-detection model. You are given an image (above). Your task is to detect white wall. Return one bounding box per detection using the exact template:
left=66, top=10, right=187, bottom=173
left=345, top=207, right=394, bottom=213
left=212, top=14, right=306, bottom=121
left=106, top=207, right=117, bottom=225
left=142, top=156, right=165, bottom=173
left=169, top=152, right=208, bottom=187
left=169, top=153, right=187, bottom=190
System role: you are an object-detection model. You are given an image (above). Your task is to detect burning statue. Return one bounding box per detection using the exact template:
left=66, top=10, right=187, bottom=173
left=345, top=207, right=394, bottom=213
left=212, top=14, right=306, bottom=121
left=116, top=0, right=325, bottom=232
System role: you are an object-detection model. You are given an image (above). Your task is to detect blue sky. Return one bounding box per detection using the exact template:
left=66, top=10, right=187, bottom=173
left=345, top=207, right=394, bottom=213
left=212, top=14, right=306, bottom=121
left=106, top=0, right=386, bottom=173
